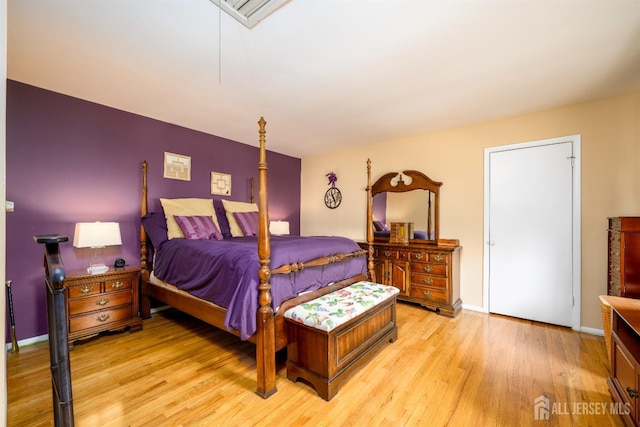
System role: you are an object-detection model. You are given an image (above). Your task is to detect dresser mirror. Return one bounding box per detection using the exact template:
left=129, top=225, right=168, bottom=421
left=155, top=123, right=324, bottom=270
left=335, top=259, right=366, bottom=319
left=370, top=169, right=441, bottom=244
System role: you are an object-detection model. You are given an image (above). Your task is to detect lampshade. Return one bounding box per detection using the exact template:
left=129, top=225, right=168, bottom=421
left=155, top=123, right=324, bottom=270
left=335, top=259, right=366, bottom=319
left=73, top=222, right=122, bottom=274
left=269, top=220, right=290, bottom=236
left=73, top=222, right=122, bottom=248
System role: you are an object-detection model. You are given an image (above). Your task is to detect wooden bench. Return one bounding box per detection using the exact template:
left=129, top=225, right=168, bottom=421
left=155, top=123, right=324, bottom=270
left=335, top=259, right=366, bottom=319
left=284, top=281, right=399, bottom=400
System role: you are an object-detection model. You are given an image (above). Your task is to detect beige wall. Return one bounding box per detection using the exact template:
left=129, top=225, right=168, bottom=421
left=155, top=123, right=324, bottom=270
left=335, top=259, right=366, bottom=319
left=300, top=92, right=640, bottom=330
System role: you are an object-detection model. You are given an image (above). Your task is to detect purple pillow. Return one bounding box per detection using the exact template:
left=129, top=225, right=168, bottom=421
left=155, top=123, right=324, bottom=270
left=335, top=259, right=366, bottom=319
left=373, top=221, right=389, bottom=232
left=173, top=215, right=223, bottom=240
left=233, top=211, right=259, bottom=236
left=213, top=199, right=232, bottom=239
left=141, top=212, right=169, bottom=248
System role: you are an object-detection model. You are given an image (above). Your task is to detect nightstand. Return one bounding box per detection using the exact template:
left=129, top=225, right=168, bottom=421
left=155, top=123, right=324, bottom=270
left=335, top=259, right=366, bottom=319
left=64, top=266, right=142, bottom=348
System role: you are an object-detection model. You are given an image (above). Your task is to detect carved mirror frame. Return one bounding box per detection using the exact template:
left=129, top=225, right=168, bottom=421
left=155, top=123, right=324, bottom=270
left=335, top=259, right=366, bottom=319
left=366, top=159, right=442, bottom=244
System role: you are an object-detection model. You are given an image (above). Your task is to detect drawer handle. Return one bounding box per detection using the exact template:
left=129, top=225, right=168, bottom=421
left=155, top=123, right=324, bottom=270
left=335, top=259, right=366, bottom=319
left=415, top=253, right=423, bottom=260
left=627, top=387, right=638, bottom=399
left=423, top=278, right=433, bottom=285
left=97, top=314, right=110, bottom=323
left=96, top=298, right=110, bottom=306
left=79, top=285, right=93, bottom=294
left=423, top=265, right=433, bottom=273
left=433, top=255, right=443, bottom=262
left=111, top=281, right=124, bottom=289
left=384, top=251, right=392, bottom=257
left=423, top=291, right=432, bottom=298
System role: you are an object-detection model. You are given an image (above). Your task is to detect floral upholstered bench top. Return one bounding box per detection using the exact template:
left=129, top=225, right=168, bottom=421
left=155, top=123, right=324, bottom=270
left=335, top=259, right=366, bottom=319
left=284, top=281, right=399, bottom=332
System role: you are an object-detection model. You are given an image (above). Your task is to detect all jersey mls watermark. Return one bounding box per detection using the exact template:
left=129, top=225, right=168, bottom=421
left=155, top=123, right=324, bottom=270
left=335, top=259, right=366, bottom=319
left=534, top=395, right=631, bottom=420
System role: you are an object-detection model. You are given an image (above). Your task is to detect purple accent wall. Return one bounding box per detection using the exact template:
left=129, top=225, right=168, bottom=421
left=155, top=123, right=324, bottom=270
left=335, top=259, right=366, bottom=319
left=5, top=80, right=301, bottom=342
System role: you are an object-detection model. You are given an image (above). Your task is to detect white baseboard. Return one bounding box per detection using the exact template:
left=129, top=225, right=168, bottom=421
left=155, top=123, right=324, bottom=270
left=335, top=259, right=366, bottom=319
left=150, top=305, right=170, bottom=314
left=581, top=326, right=604, bottom=336
left=462, top=304, right=487, bottom=313
left=459, top=305, right=602, bottom=336
left=5, top=333, right=49, bottom=351
left=5, top=308, right=169, bottom=351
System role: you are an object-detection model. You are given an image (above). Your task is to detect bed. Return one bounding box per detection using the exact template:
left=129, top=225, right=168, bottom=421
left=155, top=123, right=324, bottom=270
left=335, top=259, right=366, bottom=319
left=139, top=117, right=369, bottom=398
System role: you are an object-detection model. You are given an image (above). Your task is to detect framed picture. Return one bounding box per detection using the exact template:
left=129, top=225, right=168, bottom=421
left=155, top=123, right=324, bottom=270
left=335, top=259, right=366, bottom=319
left=163, top=152, right=191, bottom=181
left=211, top=172, right=232, bottom=196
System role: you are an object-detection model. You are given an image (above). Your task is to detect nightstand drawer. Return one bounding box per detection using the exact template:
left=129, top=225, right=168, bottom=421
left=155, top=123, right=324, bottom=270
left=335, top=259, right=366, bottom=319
left=68, top=283, right=101, bottom=298
left=68, top=290, right=132, bottom=316
left=69, top=306, right=132, bottom=333
left=105, top=276, right=132, bottom=292
left=64, top=266, right=142, bottom=347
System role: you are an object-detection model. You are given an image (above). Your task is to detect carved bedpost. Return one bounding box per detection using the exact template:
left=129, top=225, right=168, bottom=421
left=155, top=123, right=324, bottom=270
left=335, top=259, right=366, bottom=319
left=256, top=117, right=277, bottom=398
left=366, top=159, right=376, bottom=282
left=140, top=160, right=149, bottom=271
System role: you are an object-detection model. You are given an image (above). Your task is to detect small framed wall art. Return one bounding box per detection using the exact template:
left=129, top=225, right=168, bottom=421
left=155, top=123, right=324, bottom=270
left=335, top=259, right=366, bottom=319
left=163, top=152, right=191, bottom=181
left=211, top=172, right=232, bottom=196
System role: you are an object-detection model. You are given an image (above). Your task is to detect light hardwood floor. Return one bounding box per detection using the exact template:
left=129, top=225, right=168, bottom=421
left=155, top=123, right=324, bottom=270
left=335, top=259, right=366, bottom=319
left=7, top=303, right=622, bottom=426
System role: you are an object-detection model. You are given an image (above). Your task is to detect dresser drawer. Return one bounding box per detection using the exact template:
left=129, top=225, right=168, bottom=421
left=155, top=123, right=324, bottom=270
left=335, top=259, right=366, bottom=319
left=68, top=290, right=132, bottom=316
left=409, top=285, right=448, bottom=303
left=410, top=252, right=428, bottom=262
left=410, top=274, right=447, bottom=289
left=410, top=262, right=447, bottom=277
left=612, top=338, right=636, bottom=420
left=375, top=248, right=399, bottom=260
left=428, top=253, right=448, bottom=263
left=69, top=306, right=132, bottom=333
left=68, top=283, right=101, bottom=298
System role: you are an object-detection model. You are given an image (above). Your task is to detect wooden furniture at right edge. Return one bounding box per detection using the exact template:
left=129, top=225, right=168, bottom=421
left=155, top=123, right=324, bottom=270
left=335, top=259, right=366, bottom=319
left=363, top=160, right=462, bottom=317
left=607, top=296, right=640, bottom=426
left=608, top=217, right=640, bottom=298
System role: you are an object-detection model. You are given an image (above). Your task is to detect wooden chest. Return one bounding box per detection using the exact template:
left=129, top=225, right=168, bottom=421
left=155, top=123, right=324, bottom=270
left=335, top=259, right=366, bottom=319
left=285, top=282, right=399, bottom=400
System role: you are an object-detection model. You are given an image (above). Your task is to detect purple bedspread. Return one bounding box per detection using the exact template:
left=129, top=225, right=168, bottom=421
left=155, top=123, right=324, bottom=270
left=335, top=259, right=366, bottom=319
left=153, top=235, right=366, bottom=340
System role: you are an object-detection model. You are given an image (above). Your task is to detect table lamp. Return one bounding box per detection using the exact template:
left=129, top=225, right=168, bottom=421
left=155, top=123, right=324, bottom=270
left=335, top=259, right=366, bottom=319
left=269, top=220, right=290, bottom=236
left=73, top=222, right=122, bottom=274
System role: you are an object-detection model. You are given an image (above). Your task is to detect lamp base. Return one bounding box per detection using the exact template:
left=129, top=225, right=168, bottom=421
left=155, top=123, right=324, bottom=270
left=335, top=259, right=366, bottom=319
left=87, top=264, right=109, bottom=275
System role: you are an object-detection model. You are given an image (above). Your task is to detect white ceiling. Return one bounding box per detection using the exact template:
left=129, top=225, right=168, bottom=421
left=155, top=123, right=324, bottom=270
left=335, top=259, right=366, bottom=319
left=8, top=0, right=640, bottom=158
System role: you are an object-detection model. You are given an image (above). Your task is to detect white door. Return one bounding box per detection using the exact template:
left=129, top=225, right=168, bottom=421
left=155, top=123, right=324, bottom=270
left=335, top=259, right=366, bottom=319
left=488, top=140, right=574, bottom=326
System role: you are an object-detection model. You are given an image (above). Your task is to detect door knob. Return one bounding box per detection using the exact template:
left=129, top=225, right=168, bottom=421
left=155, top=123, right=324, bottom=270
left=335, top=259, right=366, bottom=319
left=489, top=241, right=496, bottom=246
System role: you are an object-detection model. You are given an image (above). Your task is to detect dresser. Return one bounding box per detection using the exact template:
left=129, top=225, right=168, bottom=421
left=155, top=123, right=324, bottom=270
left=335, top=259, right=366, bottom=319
left=360, top=240, right=461, bottom=317
left=607, top=296, right=640, bottom=426
left=608, top=217, right=640, bottom=298
left=64, top=266, right=142, bottom=347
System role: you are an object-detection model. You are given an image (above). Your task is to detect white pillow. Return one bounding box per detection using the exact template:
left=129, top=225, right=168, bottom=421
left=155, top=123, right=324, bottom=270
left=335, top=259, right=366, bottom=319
left=222, top=199, right=259, bottom=237
left=160, top=198, right=220, bottom=240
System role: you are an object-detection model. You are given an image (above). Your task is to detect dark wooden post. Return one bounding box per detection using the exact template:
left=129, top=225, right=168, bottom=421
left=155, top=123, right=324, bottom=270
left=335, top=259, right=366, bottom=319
left=140, top=160, right=149, bottom=272
left=366, top=159, right=376, bottom=282
left=255, top=117, right=277, bottom=398
left=34, top=234, right=74, bottom=426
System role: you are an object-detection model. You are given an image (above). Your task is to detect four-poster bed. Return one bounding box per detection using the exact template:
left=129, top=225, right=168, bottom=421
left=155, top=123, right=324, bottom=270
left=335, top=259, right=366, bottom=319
left=139, top=117, right=369, bottom=398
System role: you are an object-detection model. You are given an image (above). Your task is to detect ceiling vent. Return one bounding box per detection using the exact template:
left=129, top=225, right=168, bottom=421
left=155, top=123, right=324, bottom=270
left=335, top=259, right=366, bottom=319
left=211, top=0, right=291, bottom=28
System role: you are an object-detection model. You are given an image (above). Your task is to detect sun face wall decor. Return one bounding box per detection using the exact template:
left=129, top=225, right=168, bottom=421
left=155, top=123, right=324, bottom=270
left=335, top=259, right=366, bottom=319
left=324, top=171, right=342, bottom=209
